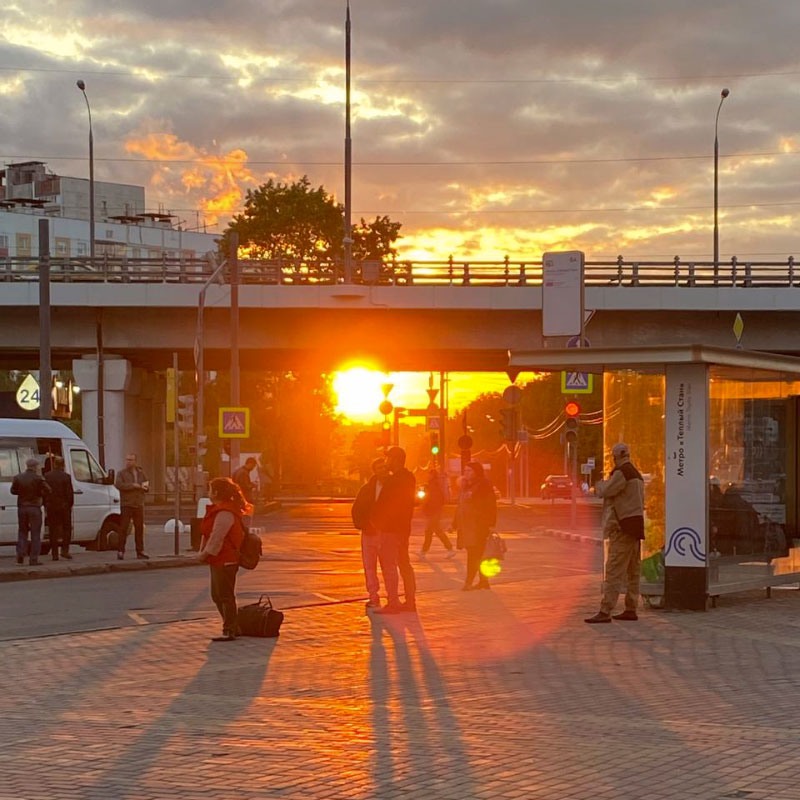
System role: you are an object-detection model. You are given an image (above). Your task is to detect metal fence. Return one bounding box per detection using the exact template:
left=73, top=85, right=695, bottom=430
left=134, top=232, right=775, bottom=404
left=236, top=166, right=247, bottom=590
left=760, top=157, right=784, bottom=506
left=4, top=254, right=799, bottom=287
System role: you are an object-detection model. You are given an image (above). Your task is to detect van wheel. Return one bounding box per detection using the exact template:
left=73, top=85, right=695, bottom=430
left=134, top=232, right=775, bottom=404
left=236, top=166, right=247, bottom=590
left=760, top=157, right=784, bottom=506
left=96, top=520, right=121, bottom=552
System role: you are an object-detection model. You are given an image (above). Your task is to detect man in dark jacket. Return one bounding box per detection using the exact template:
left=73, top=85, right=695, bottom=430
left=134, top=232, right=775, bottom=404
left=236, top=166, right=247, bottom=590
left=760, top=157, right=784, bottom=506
left=44, top=456, right=74, bottom=561
left=115, top=454, right=149, bottom=560
left=419, top=468, right=454, bottom=557
left=374, top=447, right=417, bottom=614
left=352, top=457, right=389, bottom=608
left=11, top=457, right=51, bottom=566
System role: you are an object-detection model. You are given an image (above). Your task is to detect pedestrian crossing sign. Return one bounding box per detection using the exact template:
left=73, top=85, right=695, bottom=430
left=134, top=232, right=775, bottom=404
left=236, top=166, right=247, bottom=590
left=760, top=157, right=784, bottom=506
left=219, top=407, right=250, bottom=438
left=561, top=372, right=594, bottom=394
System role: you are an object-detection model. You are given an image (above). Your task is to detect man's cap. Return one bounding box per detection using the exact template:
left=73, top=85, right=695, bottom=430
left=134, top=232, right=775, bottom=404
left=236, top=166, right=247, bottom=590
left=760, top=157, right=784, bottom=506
left=612, top=443, right=630, bottom=459
left=25, top=457, right=39, bottom=468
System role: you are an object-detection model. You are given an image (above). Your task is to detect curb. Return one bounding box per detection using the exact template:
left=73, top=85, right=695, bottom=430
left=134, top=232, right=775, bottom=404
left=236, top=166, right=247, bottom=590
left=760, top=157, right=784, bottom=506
left=543, top=528, right=604, bottom=547
left=0, top=556, right=200, bottom=584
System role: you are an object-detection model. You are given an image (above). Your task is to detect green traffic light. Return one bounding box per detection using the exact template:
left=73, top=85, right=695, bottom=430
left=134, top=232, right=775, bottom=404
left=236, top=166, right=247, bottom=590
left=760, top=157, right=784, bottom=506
left=431, top=445, right=440, bottom=455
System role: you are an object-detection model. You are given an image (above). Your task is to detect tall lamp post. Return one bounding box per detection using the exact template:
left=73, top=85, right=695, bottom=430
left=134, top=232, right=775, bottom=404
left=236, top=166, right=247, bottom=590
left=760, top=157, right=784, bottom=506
left=77, top=79, right=104, bottom=466
left=343, top=0, right=353, bottom=284
left=713, top=87, right=730, bottom=278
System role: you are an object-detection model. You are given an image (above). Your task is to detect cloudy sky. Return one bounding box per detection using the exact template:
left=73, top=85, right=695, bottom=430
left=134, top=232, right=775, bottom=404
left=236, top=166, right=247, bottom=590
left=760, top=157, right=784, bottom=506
left=2, top=0, right=799, bottom=260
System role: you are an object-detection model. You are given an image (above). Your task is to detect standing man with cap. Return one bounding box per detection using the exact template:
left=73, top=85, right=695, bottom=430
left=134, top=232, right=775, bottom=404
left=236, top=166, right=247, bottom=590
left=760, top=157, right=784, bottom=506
left=115, top=454, right=150, bottom=560
left=44, top=456, right=75, bottom=560
left=585, top=442, right=645, bottom=624
left=11, top=458, right=51, bottom=566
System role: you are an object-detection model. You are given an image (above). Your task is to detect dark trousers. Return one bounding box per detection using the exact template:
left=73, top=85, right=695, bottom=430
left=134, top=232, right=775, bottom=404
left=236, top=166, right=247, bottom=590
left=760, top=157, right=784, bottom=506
left=465, top=542, right=490, bottom=587
left=210, top=564, right=239, bottom=636
left=17, top=506, right=42, bottom=562
left=396, top=534, right=416, bottom=604
left=46, top=508, right=72, bottom=557
left=422, top=512, right=453, bottom=552
left=119, top=506, right=145, bottom=554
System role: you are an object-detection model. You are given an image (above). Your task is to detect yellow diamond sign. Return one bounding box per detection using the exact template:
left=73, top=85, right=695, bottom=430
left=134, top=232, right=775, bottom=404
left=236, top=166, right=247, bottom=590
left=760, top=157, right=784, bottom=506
left=733, top=312, right=744, bottom=343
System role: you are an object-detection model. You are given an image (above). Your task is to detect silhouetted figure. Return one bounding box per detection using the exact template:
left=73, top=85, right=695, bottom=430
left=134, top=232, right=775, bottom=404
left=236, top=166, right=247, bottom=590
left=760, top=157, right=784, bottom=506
left=44, top=456, right=74, bottom=560
left=453, top=461, right=497, bottom=591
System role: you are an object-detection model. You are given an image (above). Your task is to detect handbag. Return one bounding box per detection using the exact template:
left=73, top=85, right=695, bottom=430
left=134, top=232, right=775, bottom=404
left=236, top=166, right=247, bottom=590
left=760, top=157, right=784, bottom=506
left=483, top=531, right=507, bottom=560
left=237, top=594, right=284, bottom=637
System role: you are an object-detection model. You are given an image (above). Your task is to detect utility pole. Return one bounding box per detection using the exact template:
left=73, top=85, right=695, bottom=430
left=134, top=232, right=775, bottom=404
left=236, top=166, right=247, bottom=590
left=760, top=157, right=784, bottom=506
left=173, top=352, right=180, bottom=556
left=38, top=219, right=52, bottom=419
left=230, top=232, right=241, bottom=475
left=343, top=0, right=353, bottom=283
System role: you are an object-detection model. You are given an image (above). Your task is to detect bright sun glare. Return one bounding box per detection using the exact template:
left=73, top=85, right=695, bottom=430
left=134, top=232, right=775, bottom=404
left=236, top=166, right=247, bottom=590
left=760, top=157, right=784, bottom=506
left=332, top=367, right=386, bottom=422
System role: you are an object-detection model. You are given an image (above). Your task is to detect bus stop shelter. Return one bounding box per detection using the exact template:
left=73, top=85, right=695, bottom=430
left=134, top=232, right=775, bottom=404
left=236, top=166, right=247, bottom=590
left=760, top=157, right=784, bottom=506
left=508, top=344, right=800, bottom=610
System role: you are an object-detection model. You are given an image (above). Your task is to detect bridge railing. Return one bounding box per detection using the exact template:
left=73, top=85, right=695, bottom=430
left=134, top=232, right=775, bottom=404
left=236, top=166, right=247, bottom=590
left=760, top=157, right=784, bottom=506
left=1, top=254, right=798, bottom=287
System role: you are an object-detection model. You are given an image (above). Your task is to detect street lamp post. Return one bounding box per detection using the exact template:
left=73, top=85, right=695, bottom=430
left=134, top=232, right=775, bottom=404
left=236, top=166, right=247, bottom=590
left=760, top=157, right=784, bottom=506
left=343, top=0, right=353, bottom=284
left=77, top=79, right=104, bottom=466
left=713, top=88, right=730, bottom=280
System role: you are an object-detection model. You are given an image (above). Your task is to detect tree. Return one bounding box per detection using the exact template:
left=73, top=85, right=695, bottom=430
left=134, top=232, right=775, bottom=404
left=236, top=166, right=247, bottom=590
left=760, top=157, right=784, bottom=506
left=222, top=176, right=402, bottom=262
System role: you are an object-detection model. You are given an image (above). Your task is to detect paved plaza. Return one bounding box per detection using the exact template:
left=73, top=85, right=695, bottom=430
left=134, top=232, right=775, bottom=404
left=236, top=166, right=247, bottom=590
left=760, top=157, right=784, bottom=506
left=2, top=504, right=800, bottom=799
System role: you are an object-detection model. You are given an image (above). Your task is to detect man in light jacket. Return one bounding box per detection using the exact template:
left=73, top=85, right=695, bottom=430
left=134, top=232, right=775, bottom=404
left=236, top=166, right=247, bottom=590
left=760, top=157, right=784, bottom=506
left=585, top=443, right=645, bottom=624
left=115, top=454, right=149, bottom=560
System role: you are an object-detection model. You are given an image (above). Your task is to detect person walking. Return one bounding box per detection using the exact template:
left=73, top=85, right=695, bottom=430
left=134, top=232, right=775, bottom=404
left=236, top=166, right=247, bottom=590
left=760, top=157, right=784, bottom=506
left=352, top=457, right=389, bottom=609
left=115, top=454, right=150, bottom=560
left=585, top=443, right=645, bottom=624
left=453, top=462, right=497, bottom=590
left=233, top=457, right=258, bottom=527
left=44, top=456, right=74, bottom=561
left=11, top=457, right=51, bottom=566
left=418, top=468, right=455, bottom=558
left=374, top=446, right=417, bottom=614
left=198, top=477, right=251, bottom=641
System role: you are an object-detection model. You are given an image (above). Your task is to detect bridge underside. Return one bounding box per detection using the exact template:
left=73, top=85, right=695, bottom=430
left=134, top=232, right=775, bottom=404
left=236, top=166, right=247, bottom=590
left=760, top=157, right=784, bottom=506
left=3, top=306, right=800, bottom=372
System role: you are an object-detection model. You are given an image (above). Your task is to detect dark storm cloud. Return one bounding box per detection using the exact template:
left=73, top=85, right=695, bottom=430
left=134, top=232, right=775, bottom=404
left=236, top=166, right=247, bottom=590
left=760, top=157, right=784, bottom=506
left=2, top=0, right=800, bottom=256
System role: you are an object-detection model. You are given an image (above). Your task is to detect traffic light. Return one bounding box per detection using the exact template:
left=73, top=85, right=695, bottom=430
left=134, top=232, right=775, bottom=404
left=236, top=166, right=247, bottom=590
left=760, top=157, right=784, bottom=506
left=429, top=432, right=440, bottom=456
left=177, top=394, right=195, bottom=434
left=499, top=407, right=517, bottom=441
left=565, top=400, right=580, bottom=443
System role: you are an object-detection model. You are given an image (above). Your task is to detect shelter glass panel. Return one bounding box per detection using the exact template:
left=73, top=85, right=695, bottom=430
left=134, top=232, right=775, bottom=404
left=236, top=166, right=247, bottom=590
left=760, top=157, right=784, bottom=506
left=709, top=367, right=800, bottom=593
left=603, top=371, right=665, bottom=589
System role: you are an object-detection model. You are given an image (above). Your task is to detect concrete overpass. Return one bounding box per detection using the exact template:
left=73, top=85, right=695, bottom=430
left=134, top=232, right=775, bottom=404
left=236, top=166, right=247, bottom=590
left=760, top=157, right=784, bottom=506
left=7, top=255, right=800, bottom=470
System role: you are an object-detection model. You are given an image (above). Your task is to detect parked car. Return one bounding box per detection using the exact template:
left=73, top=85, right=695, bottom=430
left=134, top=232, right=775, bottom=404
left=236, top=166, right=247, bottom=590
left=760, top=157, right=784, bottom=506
left=0, top=418, right=121, bottom=552
left=541, top=474, right=573, bottom=500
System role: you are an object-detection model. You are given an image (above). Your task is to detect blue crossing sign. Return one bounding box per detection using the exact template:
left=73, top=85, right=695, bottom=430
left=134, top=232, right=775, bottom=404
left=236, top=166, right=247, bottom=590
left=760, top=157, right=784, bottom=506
left=561, top=372, right=594, bottom=394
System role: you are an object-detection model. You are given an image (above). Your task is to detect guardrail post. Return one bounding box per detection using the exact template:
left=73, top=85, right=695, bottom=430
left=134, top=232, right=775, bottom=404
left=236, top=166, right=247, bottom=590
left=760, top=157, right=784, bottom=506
left=616, top=255, right=624, bottom=286
left=448, top=255, right=454, bottom=285
left=121, top=255, right=129, bottom=283
left=102, top=253, right=109, bottom=280
left=503, top=255, right=510, bottom=286
left=673, top=255, right=680, bottom=286
left=518, top=262, right=526, bottom=285
left=462, top=263, right=470, bottom=286
left=744, top=262, right=752, bottom=287
left=631, top=262, right=640, bottom=286
left=179, top=252, right=187, bottom=282
left=731, top=256, right=738, bottom=287
left=789, top=256, right=795, bottom=287
left=688, top=262, right=696, bottom=287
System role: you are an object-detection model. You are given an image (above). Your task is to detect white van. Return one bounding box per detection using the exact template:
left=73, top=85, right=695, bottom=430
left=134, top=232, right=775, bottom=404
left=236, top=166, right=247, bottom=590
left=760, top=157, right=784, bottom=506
left=0, top=418, right=121, bottom=552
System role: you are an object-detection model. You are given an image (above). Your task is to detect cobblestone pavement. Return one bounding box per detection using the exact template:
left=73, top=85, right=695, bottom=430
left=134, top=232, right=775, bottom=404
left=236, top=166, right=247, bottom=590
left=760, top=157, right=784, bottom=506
left=4, top=561, right=800, bottom=799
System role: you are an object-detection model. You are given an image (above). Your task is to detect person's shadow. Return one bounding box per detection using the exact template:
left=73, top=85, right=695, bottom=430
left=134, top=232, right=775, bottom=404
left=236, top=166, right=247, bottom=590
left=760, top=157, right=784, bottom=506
left=79, top=637, right=276, bottom=799
left=368, top=612, right=477, bottom=798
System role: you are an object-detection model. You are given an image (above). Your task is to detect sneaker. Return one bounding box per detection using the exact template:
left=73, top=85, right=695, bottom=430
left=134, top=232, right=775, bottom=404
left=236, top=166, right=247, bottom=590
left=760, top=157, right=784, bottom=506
left=117, top=552, right=124, bottom=560
left=61, top=552, right=73, bottom=560
left=446, top=550, right=457, bottom=559
left=136, top=552, right=150, bottom=560
left=16, top=555, right=23, bottom=565
left=374, top=602, right=405, bottom=615
left=612, top=610, right=639, bottom=621
left=52, top=554, right=59, bottom=561
left=584, top=612, right=612, bottom=624
left=461, top=583, right=477, bottom=591
left=29, top=559, right=39, bottom=566
left=211, top=635, right=237, bottom=642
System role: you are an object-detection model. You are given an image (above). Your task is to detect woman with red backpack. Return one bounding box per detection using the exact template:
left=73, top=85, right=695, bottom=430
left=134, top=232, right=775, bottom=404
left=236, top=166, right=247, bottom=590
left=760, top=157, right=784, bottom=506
left=198, top=477, right=253, bottom=642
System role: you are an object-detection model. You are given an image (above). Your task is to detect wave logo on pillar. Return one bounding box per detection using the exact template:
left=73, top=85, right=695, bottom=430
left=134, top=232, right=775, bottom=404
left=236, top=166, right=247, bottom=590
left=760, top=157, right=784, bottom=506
left=665, top=527, right=706, bottom=565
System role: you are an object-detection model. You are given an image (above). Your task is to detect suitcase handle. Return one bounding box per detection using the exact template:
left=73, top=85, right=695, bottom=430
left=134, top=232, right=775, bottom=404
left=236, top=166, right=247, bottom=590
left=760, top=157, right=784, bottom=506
left=258, top=594, right=273, bottom=610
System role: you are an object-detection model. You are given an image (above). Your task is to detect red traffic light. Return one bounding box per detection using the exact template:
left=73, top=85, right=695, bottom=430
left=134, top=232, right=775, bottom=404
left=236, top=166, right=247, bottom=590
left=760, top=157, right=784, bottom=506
left=379, top=400, right=393, bottom=416
left=565, top=401, right=581, bottom=418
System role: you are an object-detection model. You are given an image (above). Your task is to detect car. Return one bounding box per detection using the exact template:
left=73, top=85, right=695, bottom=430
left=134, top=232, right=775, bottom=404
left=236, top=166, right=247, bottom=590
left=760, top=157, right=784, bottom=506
left=541, top=475, right=573, bottom=500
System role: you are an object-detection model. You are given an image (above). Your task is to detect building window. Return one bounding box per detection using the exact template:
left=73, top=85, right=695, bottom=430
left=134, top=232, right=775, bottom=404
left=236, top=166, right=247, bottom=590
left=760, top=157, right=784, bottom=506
left=130, top=247, right=141, bottom=259
left=55, top=237, right=70, bottom=257
left=16, top=233, right=32, bottom=257
left=76, top=241, right=88, bottom=256
left=0, top=234, right=8, bottom=258
left=105, top=229, right=114, bottom=239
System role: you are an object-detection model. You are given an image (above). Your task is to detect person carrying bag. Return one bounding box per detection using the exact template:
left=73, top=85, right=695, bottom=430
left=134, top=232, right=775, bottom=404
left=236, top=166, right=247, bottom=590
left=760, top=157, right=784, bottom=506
left=198, top=477, right=252, bottom=642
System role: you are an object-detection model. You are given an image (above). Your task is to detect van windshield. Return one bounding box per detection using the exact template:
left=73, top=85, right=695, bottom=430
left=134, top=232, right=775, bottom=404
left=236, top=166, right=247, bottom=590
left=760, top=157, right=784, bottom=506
left=0, top=437, right=63, bottom=481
